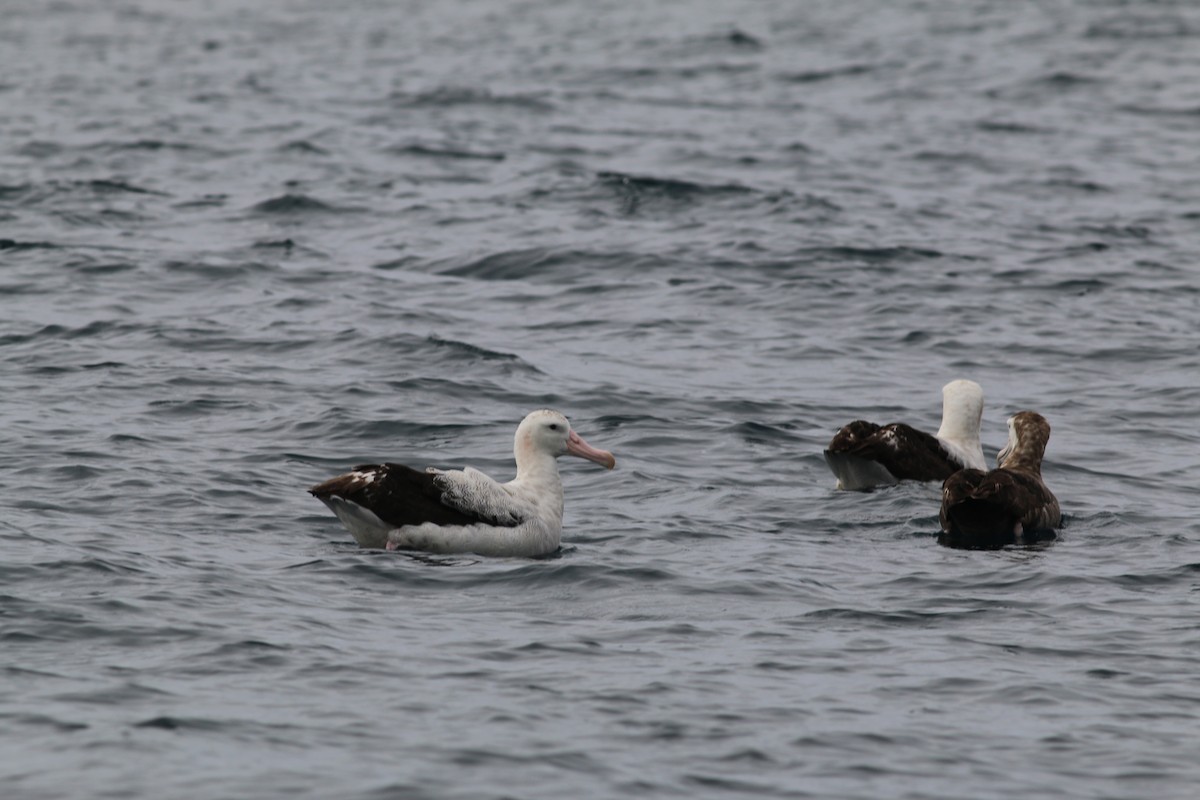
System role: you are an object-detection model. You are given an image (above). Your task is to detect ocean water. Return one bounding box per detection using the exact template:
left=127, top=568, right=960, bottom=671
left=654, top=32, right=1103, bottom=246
left=3, top=0, right=1200, bottom=798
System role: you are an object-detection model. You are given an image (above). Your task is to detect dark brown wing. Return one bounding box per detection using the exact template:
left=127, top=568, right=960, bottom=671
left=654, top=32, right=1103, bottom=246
left=828, top=422, right=960, bottom=482
left=309, top=463, right=517, bottom=528
left=940, top=468, right=1061, bottom=547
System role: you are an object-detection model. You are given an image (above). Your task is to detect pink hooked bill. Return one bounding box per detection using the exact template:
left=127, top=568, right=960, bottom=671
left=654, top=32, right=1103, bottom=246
left=566, top=429, right=616, bottom=470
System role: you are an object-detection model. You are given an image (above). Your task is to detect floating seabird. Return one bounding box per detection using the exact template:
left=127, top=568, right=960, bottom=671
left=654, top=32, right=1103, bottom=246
left=309, top=409, right=616, bottom=557
left=939, top=410, right=1061, bottom=548
left=824, top=379, right=987, bottom=490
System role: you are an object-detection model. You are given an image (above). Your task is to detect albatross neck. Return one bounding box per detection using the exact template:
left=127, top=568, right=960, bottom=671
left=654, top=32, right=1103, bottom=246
left=937, top=381, right=983, bottom=449
left=1000, top=438, right=1046, bottom=475
left=513, top=445, right=562, bottom=486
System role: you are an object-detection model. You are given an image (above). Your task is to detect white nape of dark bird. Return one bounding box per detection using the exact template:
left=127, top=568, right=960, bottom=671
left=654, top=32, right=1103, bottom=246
left=939, top=410, right=1062, bottom=549
left=309, top=410, right=616, bottom=557
left=823, top=379, right=987, bottom=491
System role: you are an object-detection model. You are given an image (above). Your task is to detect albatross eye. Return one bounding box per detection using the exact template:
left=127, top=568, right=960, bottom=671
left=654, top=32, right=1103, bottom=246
left=548, top=423, right=560, bottom=431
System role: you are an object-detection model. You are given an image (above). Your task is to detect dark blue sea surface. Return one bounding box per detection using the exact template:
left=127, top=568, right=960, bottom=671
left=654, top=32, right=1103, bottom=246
left=3, top=0, right=1200, bottom=798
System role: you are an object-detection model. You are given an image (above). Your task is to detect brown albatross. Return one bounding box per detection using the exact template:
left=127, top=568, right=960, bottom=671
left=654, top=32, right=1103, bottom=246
left=824, top=379, right=987, bottom=490
left=309, top=410, right=615, bottom=557
left=939, top=410, right=1061, bottom=548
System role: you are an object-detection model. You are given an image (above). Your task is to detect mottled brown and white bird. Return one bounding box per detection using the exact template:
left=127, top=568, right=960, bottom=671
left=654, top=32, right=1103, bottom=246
left=309, top=410, right=615, bottom=557
left=824, top=379, right=986, bottom=490
left=939, top=410, right=1061, bottom=548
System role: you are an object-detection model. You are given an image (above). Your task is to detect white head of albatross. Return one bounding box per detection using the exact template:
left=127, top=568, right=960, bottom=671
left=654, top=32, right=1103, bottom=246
left=514, top=409, right=617, bottom=478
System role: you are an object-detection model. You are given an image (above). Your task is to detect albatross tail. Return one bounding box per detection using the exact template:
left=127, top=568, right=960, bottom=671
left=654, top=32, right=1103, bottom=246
left=319, top=496, right=393, bottom=549
left=823, top=450, right=900, bottom=491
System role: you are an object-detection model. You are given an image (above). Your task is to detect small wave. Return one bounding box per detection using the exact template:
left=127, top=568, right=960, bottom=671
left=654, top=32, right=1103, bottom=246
left=48, top=464, right=104, bottom=481
left=107, top=433, right=154, bottom=445
left=597, top=170, right=752, bottom=198
left=388, top=143, right=506, bottom=161
left=313, top=330, right=544, bottom=376
left=722, top=420, right=805, bottom=445
left=133, top=715, right=225, bottom=732
left=0, top=713, right=89, bottom=733
left=596, top=170, right=755, bottom=215
left=0, top=238, right=59, bottom=250
left=1033, top=71, right=1102, bottom=88
left=16, top=141, right=63, bottom=158
left=692, top=28, right=764, bottom=50
left=56, top=680, right=174, bottom=706
left=1048, top=278, right=1109, bottom=293
left=249, top=194, right=351, bottom=214
left=590, top=63, right=759, bottom=82
left=1079, top=224, right=1152, bottom=241
left=146, top=397, right=263, bottom=417
left=683, top=774, right=777, bottom=793
left=0, top=182, right=32, bottom=200
left=90, top=139, right=213, bottom=154
left=985, top=73, right=1105, bottom=102
left=279, top=140, right=330, bottom=155
left=1112, top=562, right=1200, bottom=588
left=478, top=562, right=680, bottom=591
left=1025, top=243, right=1110, bottom=264
left=389, top=86, right=554, bottom=112
left=2, top=558, right=148, bottom=584
left=1086, top=14, right=1195, bottom=40
left=438, top=247, right=674, bottom=282
left=173, top=194, right=228, bottom=209
left=446, top=747, right=607, bottom=775
left=1, top=320, right=145, bottom=344
left=84, top=179, right=168, bottom=196
left=996, top=178, right=1111, bottom=197
left=549, top=123, right=703, bottom=141
left=252, top=238, right=297, bottom=250
left=911, top=151, right=1000, bottom=173
left=795, top=245, right=950, bottom=265
left=777, top=63, right=879, bottom=83
left=320, top=417, right=476, bottom=443
left=176, top=639, right=293, bottom=671
left=975, top=119, right=1049, bottom=134
left=67, top=257, right=138, bottom=275
left=161, top=259, right=279, bottom=278
left=425, top=335, right=536, bottom=367
left=723, top=28, right=763, bottom=48
left=802, top=606, right=993, bottom=626
left=1117, top=104, right=1200, bottom=118
left=663, top=27, right=765, bottom=57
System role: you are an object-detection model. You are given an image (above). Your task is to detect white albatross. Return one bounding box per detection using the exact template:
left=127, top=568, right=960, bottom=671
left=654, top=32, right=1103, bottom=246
left=309, top=409, right=616, bottom=557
